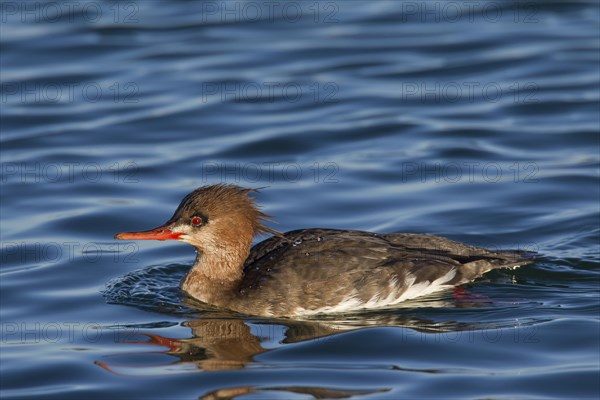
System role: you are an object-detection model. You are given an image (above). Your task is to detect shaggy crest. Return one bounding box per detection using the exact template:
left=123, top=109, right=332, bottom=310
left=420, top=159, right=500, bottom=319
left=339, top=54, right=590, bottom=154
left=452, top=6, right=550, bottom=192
left=167, top=184, right=281, bottom=237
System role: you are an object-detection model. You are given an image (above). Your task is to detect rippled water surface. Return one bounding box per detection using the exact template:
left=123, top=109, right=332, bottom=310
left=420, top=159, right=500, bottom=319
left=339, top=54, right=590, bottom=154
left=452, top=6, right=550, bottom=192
left=1, top=1, right=599, bottom=399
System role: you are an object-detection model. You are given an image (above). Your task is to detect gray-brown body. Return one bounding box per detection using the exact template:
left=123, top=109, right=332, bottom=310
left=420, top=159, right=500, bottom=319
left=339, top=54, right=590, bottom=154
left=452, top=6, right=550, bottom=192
left=186, top=228, right=532, bottom=317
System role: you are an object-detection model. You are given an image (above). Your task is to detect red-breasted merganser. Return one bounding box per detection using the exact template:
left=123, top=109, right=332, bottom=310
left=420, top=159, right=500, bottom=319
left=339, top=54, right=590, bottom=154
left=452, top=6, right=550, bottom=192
left=115, top=184, right=533, bottom=317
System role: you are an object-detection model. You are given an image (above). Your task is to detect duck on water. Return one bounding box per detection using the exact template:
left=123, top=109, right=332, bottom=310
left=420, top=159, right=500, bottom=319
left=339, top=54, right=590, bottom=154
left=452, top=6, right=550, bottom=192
left=115, top=184, right=534, bottom=317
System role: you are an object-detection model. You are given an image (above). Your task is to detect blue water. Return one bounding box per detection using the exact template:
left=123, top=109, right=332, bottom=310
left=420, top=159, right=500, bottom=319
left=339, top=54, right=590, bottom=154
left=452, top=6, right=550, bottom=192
left=1, top=1, right=599, bottom=399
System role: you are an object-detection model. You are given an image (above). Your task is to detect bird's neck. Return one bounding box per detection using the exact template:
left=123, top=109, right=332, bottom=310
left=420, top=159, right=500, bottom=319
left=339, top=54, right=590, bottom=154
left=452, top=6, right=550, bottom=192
left=181, top=242, right=250, bottom=305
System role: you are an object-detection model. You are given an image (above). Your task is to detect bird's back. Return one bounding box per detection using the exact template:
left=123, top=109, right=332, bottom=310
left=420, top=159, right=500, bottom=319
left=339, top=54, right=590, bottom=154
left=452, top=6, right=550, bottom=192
left=228, top=229, right=533, bottom=317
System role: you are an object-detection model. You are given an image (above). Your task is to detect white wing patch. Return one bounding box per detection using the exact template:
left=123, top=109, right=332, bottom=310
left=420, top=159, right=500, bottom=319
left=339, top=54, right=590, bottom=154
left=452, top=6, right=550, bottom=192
left=294, top=269, right=458, bottom=316
left=395, top=268, right=457, bottom=303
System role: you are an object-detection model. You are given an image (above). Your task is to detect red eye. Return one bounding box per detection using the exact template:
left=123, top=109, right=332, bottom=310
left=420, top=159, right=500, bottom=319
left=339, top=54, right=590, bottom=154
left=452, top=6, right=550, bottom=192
left=191, top=216, right=203, bottom=226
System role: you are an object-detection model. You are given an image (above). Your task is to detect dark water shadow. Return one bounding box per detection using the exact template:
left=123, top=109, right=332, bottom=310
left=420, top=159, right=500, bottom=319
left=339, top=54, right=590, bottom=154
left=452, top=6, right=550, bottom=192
left=199, top=386, right=389, bottom=400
